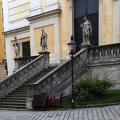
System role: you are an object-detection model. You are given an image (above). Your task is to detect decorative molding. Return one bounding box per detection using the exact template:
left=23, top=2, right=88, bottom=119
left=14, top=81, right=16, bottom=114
left=45, top=0, right=61, bottom=12
left=27, top=9, right=61, bottom=23
left=3, top=26, right=30, bottom=37
left=30, top=6, right=42, bottom=17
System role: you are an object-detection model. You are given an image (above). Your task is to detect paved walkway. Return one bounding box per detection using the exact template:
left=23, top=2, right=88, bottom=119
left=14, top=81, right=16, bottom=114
left=0, top=105, right=120, bottom=120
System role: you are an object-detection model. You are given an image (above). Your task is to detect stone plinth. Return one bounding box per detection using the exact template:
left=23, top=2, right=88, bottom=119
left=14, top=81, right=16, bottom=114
left=13, top=57, right=21, bottom=72
left=39, top=51, right=50, bottom=69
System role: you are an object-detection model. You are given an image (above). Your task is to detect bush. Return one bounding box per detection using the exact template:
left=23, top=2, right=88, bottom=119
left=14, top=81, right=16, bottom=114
left=74, top=76, right=114, bottom=101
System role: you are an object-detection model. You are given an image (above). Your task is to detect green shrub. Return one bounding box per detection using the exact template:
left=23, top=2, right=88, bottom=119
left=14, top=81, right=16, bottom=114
left=74, top=76, right=114, bottom=101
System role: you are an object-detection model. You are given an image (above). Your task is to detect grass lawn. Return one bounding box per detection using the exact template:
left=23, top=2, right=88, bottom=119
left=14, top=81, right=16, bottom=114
left=62, top=90, right=120, bottom=106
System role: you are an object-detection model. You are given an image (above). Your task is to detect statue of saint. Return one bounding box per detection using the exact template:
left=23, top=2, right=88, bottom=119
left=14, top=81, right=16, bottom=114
left=40, top=28, right=48, bottom=51
left=13, top=36, right=21, bottom=58
left=80, top=16, right=92, bottom=45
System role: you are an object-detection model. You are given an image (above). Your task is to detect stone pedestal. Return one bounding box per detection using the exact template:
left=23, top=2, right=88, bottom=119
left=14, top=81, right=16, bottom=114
left=13, top=58, right=21, bottom=72
left=80, top=42, right=93, bottom=50
left=80, top=43, right=93, bottom=64
left=39, top=51, right=50, bottom=69
left=80, top=44, right=93, bottom=50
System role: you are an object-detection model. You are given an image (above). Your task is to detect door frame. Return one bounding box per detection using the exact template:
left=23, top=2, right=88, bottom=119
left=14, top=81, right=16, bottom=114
left=68, top=0, right=102, bottom=45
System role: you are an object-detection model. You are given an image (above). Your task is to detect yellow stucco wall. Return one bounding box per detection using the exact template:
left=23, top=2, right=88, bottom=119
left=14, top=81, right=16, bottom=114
left=34, top=25, right=54, bottom=54
left=0, top=1, right=5, bottom=60
left=103, top=0, right=114, bottom=44
left=59, top=0, right=69, bottom=60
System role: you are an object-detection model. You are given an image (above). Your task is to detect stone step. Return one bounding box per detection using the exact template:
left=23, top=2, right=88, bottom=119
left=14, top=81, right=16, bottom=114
left=2, top=97, right=26, bottom=100
left=16, top=86, right=27, bottom=90
left=13, top=90, right=27, bottom=92
left=0, top=65, right=5, bottom=68
left=0, top=62, right=7, bottom=81
left=0, top=105, right=26, bottom=109
left=6, top=94, right=27, bottom=97
left=0, top=72, right=6, bottom=75
left=0, top=67, right=6, bottom=71
left=0, top=65, right=57, bottom=110
left=0, top=77, right=7, bottom=81
left=0, top=102, right=26, bottom=106
left=0, top=100, right=26, bottom=103
left=25, top=78, right=43, bottom=83
left=0, top=73, right=7, bottom=76
left=9, top=92, right=27, bottom=95
left=11, top=91, right=27, bottom=94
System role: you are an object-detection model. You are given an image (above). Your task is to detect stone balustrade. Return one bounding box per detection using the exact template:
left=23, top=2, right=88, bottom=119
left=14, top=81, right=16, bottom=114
left=27, top=48, right=87, bottom=98
left=0, top=55, right=44, bottom=99
left=1, top=42, right=119, bottom=108
left=88, top=43, right=120, bottom=63
left=14, top=55, right=38, bottom=71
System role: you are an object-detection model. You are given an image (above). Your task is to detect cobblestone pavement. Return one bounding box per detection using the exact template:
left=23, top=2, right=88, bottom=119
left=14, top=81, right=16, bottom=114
left=0, top=105, right=120, bottom=120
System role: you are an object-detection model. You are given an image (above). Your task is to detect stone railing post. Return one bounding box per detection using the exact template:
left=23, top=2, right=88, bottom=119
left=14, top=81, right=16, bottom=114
left=80, top=44, right=93, bottom=63
left=13, top=58, right=20, bottom=72
left=39, top=51, right=50, bottom=69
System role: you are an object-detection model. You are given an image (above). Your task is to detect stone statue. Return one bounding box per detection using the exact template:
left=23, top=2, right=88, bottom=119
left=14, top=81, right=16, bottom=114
left=80, top=16, right=92, bottom=45
left=40, top=27, right=48, bottom=51
left=13, top=36, right=21, bottom=58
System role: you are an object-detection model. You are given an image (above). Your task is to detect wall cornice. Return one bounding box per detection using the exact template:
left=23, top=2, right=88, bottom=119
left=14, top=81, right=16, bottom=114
left=27, top=9, right=62, bottom=23
left=3, top=26, right=30, bottom=37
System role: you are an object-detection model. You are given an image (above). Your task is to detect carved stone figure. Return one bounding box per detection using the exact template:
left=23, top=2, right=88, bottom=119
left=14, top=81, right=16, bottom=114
left=13, top=36, right=21, bottom=58
left=40, top=28, right=48, bottom=51
left=80, top=16, right=92, bottom=45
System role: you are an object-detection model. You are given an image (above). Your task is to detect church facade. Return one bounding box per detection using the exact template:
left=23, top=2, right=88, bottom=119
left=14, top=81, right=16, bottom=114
left=2, top=0, right=120, bottom=75
left=3, top=0, right=71, bottom=75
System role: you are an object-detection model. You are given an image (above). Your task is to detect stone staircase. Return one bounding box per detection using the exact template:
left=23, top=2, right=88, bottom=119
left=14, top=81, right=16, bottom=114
left=0, top=62, right=7, bottom=81
left=0, top=66, right=56, bottom=110
left=0, top=49, right=88, bottom=110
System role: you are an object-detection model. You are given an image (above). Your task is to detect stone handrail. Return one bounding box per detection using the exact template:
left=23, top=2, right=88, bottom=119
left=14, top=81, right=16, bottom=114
left=14, top=55, right=39, bottom=70
left=88, top=43, right=120, bottom=63
left=0, top=55, right=44, bottom=99
left=27, top=48, right=87, bottom=97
